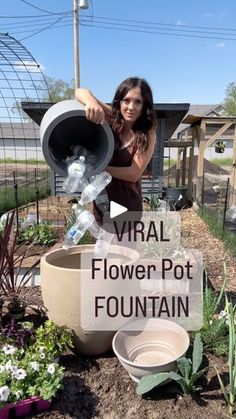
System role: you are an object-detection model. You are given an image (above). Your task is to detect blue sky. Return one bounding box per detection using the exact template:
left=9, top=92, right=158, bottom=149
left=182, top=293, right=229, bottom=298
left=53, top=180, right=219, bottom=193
left=1, top=0, right=236, bottom=104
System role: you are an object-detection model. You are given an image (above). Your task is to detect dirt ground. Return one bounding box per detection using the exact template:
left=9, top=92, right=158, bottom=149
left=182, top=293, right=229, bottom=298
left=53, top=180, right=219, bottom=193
left=10, top=207, right=235, bottom=419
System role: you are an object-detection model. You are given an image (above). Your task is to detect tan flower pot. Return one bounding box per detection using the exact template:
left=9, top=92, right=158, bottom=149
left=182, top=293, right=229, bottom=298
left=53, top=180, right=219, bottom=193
left=40, top=244, right=139, bottom=355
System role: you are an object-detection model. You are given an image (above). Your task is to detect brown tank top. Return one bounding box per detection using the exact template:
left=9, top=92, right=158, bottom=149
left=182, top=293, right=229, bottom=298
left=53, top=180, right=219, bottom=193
left=93, top=140, right=142, bottom=224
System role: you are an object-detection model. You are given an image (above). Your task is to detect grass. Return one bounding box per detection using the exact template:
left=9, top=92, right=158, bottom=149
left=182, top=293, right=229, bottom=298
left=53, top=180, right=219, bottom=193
left=0, top=184, right=50, bottom=214
left=3, top=157, right=232, bottom=167
left=210, top=157, right=233, bottom=166
left=163, top=158, right=176, bottom=167
left=0, top=158, right=47, bottom=165
left=199, top=207, right=236, bottom=259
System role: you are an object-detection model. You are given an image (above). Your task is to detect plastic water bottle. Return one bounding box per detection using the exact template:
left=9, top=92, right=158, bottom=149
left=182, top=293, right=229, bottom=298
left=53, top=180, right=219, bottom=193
left=95, top=190, right=110, bottom=213
left=94, top=229, right=114, bottom=257
left=63, top=156, right=88, bottom=193
left=64, top=205, right=102, bottom=249
left=72, top=203, right=84, bottom=218
left=86, top=152, right=97, bottom=166
left=79, top=172, right=112, bottom=205
left=72, top=146, right=97, bottom=176
left=72, top=204, right=101, bottom=239
left=73, top=145, right=88, bottom=159
left=88, top=221, right=101, bottom=239
left=63, top=209, right=95, bottom=249
left=85, top=152, right=97, bottom=176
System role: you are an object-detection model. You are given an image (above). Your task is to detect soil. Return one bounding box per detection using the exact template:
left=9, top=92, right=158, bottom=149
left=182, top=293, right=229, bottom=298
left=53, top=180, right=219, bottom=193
left=4, top=207, right=236, bottom=419
left=164, top=156, right=229, bottom=180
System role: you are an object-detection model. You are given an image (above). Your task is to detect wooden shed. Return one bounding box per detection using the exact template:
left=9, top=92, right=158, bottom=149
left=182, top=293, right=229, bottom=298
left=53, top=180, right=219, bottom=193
left=169, top=114, right=236, bottom=205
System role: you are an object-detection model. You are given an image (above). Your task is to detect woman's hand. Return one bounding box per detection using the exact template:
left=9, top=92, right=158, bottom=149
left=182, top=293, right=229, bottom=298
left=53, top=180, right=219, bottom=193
left=76, top=88, right=113, bottom=124
left=84, top=99, right=105, bottom=124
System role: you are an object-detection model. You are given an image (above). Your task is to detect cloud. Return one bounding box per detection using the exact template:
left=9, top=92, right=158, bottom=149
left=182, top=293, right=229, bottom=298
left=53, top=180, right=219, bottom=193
left=13, top=60, right=45, bottom=73
left=176, top=20, right=182, bottom=26
left=216, top=42, right=225, bottom=48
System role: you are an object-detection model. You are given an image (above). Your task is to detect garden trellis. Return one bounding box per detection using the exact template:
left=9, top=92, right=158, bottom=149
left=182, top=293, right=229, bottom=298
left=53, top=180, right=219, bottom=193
left=0, top=33, right=62, bottom=227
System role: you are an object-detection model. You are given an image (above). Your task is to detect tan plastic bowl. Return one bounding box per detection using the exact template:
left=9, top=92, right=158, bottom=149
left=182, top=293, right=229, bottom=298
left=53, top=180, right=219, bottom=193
left=112, top=318, right=189, bottom=382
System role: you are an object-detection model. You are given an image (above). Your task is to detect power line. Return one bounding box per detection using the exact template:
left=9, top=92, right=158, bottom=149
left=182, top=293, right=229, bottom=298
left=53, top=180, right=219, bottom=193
left=0, top=11, right=71, bottom=19
left=19, top=11, right=71, bottom=41
left=10, top=20, right=236, bottom=42
left=82, top=14, right=236, bottom=33
left=3, top=12, right=236, bottom=38
left=79, top=21, right=236, bottom=41
left=20, top=0, right=57, bottom=15
left=0, top=16, right=72, bottom=31
left=2, top=11, right=236, bottom=33
left=5, top=12, right=236, bottom=42
left=2, top=16, right=236, bottom=39
left=79, top=17, right=236, bottom=38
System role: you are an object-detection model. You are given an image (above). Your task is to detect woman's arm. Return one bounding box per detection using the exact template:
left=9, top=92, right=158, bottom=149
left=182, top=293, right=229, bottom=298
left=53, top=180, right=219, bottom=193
left=106, top=129, right=157, bottom=183
left=75, top=88, right=113, bottom=124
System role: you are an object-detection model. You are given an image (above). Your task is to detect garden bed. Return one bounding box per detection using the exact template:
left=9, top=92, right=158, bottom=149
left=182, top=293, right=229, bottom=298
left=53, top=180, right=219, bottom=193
left=6, top=207, right=234, bottom=418
left=4, top=289, right=228, bottom=419
left=2, top=287, right=228, bottom=419
left=0, top=206, right=234, bottom=418
left=38, top=346, right=228, bottom=419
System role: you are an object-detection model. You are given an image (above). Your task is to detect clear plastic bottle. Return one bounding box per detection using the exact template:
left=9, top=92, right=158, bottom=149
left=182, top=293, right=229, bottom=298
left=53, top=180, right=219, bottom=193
left=94, top=229, right=114, bottom=257
left=63, top=209, right=95, bottom=249
left=86, top=152, right=97, bottom=165
left=95, top=190, right=110, bottom=213
left=63, top=156, right=88, bottom=193
left=72, top=203, right=101, bottom=238
left=85, top=154, right=97, bottom=177
left=72, top=147, right=97, bottom=177
left=79, top=172, right=112, bottom=205
left=72, top=203, right=84, bottom=218
left=73, top=145, right=88, bottom=159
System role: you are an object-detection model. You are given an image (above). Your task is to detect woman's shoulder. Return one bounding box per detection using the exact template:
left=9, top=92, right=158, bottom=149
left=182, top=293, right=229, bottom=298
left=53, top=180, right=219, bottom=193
left=147, top=127, right=157, bottom=142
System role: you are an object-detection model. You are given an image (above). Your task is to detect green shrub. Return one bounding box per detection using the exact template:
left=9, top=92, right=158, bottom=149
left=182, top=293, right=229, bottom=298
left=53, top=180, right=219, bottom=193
left=18, top=221, right=57, bottom=246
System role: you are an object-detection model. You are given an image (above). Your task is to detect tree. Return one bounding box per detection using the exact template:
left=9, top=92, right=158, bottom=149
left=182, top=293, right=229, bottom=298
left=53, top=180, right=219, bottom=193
left=42, top=76, right=75, bottom=102
left=12, top=76, right=75, bottom=120
left=223, top=82, right=236, bottom=116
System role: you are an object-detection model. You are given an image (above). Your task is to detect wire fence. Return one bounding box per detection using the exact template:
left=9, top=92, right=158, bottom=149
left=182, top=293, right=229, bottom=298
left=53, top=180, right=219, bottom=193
left=0, top=33, right=72, bottom=234
left=199, top=162, right=236, bottom=238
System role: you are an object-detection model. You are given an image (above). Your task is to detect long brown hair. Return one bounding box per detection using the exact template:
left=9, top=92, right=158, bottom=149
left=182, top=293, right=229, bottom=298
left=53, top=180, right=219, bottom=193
left=111, top=77, right=157, bottom=154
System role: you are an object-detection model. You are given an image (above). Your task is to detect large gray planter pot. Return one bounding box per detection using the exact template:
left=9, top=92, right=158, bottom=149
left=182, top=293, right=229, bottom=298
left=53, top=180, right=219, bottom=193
left=40, top=100, right=114, bottom=177
left=40, top=244, right=139, bottom=355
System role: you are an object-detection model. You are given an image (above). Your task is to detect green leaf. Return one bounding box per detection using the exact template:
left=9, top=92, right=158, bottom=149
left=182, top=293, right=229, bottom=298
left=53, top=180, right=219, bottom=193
left=177, top=357, right=191, bottom=380
left=215, top=367, right=229, bottom=404
left=189, top=367, right=209, bottom=386
left=136, top=372, right=172, bottom=395
left=214, top=263, right=227, bottom=312
left=192, top=333, right=203, bottom=373
left=136, top=370, right=187, bottom=395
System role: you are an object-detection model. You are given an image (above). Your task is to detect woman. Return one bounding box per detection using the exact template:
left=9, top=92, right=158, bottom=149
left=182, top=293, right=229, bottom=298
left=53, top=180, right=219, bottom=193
left=76, top=77, right=157, bottom=223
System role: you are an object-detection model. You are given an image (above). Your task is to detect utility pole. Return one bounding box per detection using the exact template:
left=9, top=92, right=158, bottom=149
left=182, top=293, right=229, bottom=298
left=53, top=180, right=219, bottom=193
left=73, top=0, right=79, bottom=90
left=73, top=0, right=88, bottom=92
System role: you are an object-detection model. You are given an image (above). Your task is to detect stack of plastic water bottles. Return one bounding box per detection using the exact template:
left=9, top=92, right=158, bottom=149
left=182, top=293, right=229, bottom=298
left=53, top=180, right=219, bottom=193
left=62, top=145, right=113, bottom=255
